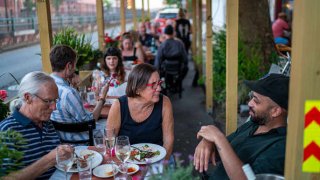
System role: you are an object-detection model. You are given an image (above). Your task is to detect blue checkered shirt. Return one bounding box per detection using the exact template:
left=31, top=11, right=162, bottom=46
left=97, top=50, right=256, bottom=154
left=50, top=74, right=93, bottom=143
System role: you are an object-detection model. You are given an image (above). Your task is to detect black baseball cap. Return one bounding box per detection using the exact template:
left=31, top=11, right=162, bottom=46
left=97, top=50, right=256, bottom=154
left=244, top=73, right=290, bottom=110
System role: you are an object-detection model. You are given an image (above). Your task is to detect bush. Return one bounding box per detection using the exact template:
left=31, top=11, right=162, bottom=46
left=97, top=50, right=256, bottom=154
left=212, top=29, right=272, bottom=105
left=0, top=130, right=26, bottom=177
left=53, top=27, right=102, bottom=70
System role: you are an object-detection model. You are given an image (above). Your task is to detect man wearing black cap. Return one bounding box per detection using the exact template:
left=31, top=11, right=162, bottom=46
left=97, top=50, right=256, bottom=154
left=194, top=73, right=290, bottom=179
left=154, top=25, right=188, bottom=80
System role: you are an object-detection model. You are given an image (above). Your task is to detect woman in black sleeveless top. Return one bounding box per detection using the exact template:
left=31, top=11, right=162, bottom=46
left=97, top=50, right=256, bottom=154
left=120, top=33, right=145, bottom=62
left=107, top=63, right=174, bottom=160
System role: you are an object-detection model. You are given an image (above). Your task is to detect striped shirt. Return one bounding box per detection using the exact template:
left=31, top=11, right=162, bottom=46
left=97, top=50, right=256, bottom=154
left=0, top=109, right=60, bottom=179
left=50, top=74, right=93, bottom=142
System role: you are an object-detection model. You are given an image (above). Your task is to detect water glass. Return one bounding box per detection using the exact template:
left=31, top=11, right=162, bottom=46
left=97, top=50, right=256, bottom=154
left=77, top=158, right=92, bottom=180
left=56, top=144, right=74, bottom=180
left=93, top=129, right=106, bottom=156
left=112, top=161, right=127, bottom=180
left=104, top=128, right=116, bottom=162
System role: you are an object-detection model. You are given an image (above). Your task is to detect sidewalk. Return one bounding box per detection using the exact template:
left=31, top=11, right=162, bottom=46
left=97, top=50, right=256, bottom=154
left=169, top=58, right=214, bottom=165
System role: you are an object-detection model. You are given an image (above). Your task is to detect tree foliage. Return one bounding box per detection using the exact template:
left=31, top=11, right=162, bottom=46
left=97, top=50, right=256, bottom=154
left=165, top=0, right=182, bottom=7
left=23, top=0, right=35, bottom=16
left=103, top=0, right=112, bottom=10
left=51, top=0, right=63, bottom=16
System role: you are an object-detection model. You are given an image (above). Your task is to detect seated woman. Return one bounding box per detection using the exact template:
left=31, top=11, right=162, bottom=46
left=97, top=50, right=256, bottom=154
left=107, top=63, right=174, bottom=159
left=120, top=32, right=145, bottom=63
left=92, top=47, right=127, bottom=97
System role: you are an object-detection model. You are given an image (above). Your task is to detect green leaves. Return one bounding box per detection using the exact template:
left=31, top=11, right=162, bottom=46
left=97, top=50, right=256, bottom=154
left=53, top=27, right=102, bottom=70
left=0, top=99, right=9, bottom=121
left=212, top=29, right=271, bottom=105
left=0, top=130, right=26, bottom=177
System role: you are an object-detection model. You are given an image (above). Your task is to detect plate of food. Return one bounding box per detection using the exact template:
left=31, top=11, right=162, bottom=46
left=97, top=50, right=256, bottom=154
left=56, top=146, right=103, bottom=173
left=93, top=164, right=118, bottom=178
left=128, top=143, right=166, bottom=164
left=126, top=163, right=139, bottom=175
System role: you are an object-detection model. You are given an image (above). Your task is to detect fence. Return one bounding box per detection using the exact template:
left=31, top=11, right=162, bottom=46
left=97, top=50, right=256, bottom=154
left=0, top=10, right=156, bottom=37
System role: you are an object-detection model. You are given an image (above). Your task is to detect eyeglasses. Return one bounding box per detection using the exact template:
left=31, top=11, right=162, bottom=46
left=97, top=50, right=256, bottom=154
left=146, top=80, right=163, bottom=90
left=33, top=94, right=59, bottom=105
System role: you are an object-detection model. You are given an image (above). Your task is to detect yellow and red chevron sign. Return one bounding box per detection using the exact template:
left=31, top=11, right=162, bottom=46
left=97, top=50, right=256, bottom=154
left=303, top=100, right=320, bottom=172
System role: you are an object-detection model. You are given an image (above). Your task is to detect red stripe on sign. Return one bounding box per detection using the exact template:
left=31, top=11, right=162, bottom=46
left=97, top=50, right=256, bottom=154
left=304, top=141, right=320, bottom=161
left=305, top=107, right=320, bottom=128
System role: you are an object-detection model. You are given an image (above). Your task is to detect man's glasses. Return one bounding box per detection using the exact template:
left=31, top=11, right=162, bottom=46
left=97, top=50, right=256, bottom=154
left=33, top=94, right=59, bottom=105
left=146, top=80, right=163, bottom=90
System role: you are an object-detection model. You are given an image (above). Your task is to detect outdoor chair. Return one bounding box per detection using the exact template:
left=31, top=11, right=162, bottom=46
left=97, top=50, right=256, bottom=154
left=51, top=119, right=96, bottom=146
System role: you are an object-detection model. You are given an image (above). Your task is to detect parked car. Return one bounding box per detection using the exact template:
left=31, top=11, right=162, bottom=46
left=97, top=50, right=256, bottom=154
left=154, top=8, right=179, bottom=31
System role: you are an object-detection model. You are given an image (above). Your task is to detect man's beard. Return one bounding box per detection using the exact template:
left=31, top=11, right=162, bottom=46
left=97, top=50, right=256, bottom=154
left=250, top=107, right=268, bottom=125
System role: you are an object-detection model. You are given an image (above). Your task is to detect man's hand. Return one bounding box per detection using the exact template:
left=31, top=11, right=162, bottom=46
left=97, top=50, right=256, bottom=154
left=194, top=138, right=216, bottom=172
left=197, top=125, right=222, bottom=142
left=45, top=148, right=58, bottom=167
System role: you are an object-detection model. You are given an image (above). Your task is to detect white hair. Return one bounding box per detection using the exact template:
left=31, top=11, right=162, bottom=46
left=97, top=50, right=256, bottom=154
left=16, top=71, right=55, bottom=107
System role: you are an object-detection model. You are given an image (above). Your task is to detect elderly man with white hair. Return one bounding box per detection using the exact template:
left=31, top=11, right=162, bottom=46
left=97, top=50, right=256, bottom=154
left=0, top=71, right=60, bottom=179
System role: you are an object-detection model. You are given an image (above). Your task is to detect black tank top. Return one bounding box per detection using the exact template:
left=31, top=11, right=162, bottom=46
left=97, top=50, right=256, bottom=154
left=123, top=48, right=138, bottom=61
left=118, top=95, right=163, bottom=145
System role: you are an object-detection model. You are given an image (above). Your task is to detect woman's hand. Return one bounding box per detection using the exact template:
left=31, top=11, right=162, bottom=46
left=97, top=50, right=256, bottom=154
left=100, top=83, right=110, bottom=98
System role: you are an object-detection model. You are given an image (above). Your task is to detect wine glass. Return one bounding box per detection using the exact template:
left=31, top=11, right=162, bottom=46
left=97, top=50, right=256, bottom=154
left=115, top=136, right=131, bottom=175
left=93, top=129, right=106, bottom=156
left=104, top=128, right=116, bottom=162
left=56, top=144, right=74, bottom=180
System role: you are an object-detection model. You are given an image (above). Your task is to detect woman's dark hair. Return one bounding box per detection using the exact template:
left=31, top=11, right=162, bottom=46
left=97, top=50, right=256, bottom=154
left=101, top=47, right=125, bottom=83
left=126, top=63, right=157, bottom=97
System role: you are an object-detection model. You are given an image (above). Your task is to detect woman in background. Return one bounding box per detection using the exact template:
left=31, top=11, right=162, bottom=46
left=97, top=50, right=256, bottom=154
left=120, top=32, right=145, bottom=62
left=93, top=47, right=127, bottom=97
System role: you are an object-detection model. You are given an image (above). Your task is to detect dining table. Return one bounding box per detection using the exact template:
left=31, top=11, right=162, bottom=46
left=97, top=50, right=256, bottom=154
left=69, top=147, right=143, bottom=180
left=68, top=146, right=164, bottom=180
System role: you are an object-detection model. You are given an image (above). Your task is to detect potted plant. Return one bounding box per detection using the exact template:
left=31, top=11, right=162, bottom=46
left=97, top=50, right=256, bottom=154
left=53, top=27, right=103, bottom=71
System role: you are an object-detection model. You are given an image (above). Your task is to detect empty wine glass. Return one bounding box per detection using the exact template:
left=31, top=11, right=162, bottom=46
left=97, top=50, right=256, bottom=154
left=56, top=144, right=74, bottom=180
left=115, top=136, right=131, bottom=175
left=93, top=129, right=106, bottom=156
left=104, top=128, right=116, bottom=162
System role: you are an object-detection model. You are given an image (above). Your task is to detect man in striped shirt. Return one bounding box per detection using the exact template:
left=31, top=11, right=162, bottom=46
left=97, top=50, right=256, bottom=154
left=49, top=45, right=108, bottom=143
left=0, top=71, right=60, bottom=179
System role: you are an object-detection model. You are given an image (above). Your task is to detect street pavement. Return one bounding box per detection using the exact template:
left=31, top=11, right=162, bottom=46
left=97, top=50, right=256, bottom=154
left=170, top=58, right=214, bottom=166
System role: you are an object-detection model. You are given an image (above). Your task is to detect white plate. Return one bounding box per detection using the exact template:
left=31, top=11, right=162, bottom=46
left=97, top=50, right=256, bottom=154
left=55, top=146, right=103, bottom=173
left=128, top=143, right=166, bottom=165
left=93, top=164, right=118, bottom=178
left=127, top=163, right=139, bottom=175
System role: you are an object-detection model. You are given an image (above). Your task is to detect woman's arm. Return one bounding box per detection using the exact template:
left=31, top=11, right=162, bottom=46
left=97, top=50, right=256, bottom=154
left=106, top=99, right=121, bottom=135
left=161, top=95, right=174, bottom=159
left=135, top=43, right=146, bottom=63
